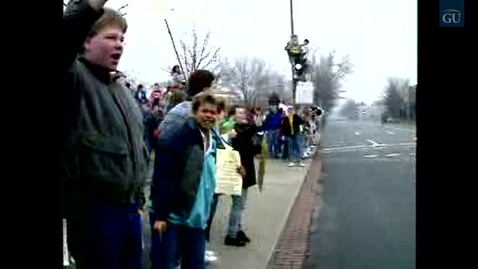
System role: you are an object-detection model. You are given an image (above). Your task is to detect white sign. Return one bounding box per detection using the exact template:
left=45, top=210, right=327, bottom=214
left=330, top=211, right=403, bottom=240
left=296, top=82, right=314, bottom=104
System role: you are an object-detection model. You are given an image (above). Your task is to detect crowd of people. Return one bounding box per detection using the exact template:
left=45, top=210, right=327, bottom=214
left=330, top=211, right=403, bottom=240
left=61, top=1, right=320, bottom=269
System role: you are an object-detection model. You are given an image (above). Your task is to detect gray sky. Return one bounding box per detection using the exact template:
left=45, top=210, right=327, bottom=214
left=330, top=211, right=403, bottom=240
left=102, top=0, right=417, bottom=104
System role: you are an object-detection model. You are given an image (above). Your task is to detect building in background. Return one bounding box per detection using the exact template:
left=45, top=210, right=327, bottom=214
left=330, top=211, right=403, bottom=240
left=211, top=86, right=242, bottom=106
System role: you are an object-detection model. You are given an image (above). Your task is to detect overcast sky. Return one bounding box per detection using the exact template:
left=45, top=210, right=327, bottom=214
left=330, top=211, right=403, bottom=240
left=94, top=0, right=417, bottom=104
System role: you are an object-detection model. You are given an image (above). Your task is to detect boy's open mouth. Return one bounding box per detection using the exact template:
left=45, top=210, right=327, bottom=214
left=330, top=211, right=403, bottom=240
left=111, top=53, right=121, bottom=60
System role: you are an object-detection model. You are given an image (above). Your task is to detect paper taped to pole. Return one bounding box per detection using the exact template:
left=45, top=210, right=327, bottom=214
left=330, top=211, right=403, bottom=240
left=296, top=81, right=314, bottom=105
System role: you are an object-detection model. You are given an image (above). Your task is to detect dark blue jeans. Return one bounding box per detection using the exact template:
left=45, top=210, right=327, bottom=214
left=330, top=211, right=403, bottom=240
left=205, top=194, right=220, bottom=242
left=287, top=135, right=302, bottom=163
left=67, top=202, right=143, bottom=269
left=150, top=219, right=206, bottom=269
left=266, top=130, right=280, bottom=157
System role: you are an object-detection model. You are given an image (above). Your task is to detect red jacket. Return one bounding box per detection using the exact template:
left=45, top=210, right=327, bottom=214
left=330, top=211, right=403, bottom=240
left=150, top=90, right=163, bottom=104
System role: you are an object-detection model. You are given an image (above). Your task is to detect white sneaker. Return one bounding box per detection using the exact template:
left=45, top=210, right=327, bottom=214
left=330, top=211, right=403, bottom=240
left=298, top=162, right=306, bottom=167
left=287, top=162, right=296, bottom=167
left=205, top=250, right=218, bottom=262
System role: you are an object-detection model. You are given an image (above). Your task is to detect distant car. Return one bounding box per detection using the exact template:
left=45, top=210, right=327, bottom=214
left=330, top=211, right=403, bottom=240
left=387, top=117, right=399, bottom=123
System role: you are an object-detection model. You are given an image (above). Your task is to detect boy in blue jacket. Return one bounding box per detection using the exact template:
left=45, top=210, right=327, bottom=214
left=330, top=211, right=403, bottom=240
left=150, top=94, right=245, bottom=269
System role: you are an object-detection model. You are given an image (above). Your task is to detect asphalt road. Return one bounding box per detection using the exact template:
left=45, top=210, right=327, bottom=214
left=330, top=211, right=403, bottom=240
left=303, top=119, right=416, bottom=269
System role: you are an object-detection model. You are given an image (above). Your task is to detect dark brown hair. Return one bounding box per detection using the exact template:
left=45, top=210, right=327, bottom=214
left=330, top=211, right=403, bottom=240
left=192, top=94, right=220, bottom=113
left=187, top=70, right=215, bottom=97
left=88, top=8, right=128, bottom=37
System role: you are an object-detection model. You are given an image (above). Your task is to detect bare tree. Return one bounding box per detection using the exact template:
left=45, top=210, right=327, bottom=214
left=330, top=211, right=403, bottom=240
left=117, top=4, right=128, bottom=16
left=338, top=98, right=359, bottom=119
left=382, top=77, right=411, bottom=119
left=221, top=57, right=274, bottom=107
left=309, top=51, right=354, bottom=112
left=407, top=84, right=416, bottom=120
left=178, top=27, right=221, bottom=77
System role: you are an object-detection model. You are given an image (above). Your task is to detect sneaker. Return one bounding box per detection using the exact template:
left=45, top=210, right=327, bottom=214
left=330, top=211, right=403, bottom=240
left=237, top=230, right=251, bottom=243
left=205, top=250, right=218, bottom=263
left=224, top=235, right=246, bottom=247
left=298, top=162, right=306, bottom=167
left=287, top=162, right=296, bottom=167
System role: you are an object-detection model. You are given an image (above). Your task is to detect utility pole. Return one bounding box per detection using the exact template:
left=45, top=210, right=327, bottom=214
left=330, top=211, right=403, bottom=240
left=164, top=18, right=186, bottom=77
left=289, top=0, right=297, bottom=108
left=290, top=0, right=295, bottom=36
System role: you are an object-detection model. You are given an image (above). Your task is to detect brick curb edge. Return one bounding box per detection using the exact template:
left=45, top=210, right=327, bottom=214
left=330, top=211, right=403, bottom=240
left=266, top=151, right=323, bottom=269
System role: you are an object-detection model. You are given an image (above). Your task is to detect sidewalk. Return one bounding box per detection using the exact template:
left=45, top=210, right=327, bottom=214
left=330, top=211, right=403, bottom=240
left=208, top=158, right=313, bottom=269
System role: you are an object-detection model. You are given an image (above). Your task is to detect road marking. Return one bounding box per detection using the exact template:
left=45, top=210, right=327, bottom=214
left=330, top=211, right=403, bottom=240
left=398, top=142, right=414, bottom=146
left=364, top=154, right=378, bottom=158
left=355, top=131, right=361, bottom=135
left=386, top=131, right=395, bottom=135
left=385, top=153, right=400, bottom=157
left=385, top=125, right=416, bottom=132
left=320, top=142, right=416, bottom=153
left=321, top=145, right=370, bottom=152
left=366, top=139, right=381, bottom=147
left=409, top=153, right=416, bottom=156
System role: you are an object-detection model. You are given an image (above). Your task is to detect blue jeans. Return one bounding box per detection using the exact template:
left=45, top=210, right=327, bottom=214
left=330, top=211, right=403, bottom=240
left=150, top=220, right=206, bottom=269
left=227, top=189, right=248, bottom=238
left=204, top=194, right=220, bottom=242
left=298, top=133, right=307, bottom=152
left=266, top=130, right=279, bottom=157
left=287, top=135, right=302, bottom=163
left=67, top=202, right=143, bottom=269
